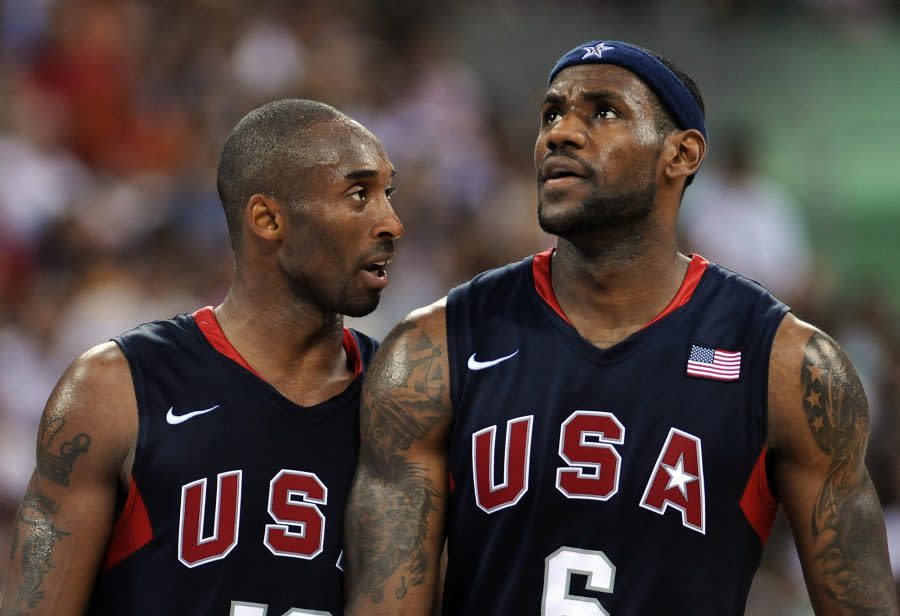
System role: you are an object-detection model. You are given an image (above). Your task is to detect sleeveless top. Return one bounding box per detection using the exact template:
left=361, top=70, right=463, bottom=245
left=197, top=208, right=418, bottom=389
left=442, top=251, right=789, bottom=615
left=87, top=307, right=377, bottom=616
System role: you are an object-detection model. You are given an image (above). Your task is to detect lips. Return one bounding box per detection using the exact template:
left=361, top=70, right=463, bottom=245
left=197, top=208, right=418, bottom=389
left=539, top=156, right=591, bottom=183
left=362, top=258, right=391, bottom=279
left=359, top=249, right=394, bottom=290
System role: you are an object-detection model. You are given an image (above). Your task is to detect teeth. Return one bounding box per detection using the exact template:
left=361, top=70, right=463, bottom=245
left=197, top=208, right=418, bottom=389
left=365, top=260, right=390, bottom=277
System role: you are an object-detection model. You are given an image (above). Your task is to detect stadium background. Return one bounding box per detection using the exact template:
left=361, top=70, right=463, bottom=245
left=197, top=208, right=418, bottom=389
left=1, top=0, right=899, bottom=612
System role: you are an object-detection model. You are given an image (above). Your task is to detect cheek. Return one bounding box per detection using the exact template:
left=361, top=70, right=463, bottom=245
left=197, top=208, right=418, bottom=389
left=633, top=120, right=660, bottom=147
left=315, top=224, right=361, bottom=272
left=595, top=141, right=632, bottom=176
left=533, top=137, right=545, bottom=167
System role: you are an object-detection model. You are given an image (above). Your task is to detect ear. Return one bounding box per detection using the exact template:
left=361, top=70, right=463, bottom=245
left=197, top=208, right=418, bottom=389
left=246, top=193, right=284, bottom=241
left=664, top=128, right=706, bottom=184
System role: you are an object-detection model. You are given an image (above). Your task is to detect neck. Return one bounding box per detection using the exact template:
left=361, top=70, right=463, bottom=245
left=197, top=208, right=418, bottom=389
left=551, top=219, right=689, bottom=345
left=213, top=273, right=348, bottom=397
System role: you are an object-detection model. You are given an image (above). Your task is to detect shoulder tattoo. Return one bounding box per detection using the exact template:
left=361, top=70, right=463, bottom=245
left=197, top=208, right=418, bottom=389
left=363, top=320, right=448, bottom=458
left=801, top=332, right=894, bottom=610
left=37, top=416, right=91, bottom=487
left=350, top=321, right=447, bottom=604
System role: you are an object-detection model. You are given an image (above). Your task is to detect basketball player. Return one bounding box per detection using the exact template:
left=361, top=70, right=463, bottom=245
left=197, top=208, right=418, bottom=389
left=1, top=99, right=403, bottom=615
left=343, top=42, right=897, bottom=614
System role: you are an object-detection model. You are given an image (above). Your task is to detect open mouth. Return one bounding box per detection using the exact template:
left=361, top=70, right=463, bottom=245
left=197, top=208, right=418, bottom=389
left=547, top=169, right=580, bottom=180
left=362, top=260, right=390, bottom=279
left=541, top=156, right=589, bottom=183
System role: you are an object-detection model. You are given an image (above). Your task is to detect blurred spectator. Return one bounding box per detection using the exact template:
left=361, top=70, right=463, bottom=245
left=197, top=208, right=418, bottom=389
left=0, top=79, right=91, bottom=243
left=680, top=126, right=814, bottom=307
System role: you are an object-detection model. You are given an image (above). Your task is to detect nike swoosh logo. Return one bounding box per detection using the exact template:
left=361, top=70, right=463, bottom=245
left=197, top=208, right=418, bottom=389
left=467, top=350, right=519, bottom=370
left=166, top=405, right=221, bottom=425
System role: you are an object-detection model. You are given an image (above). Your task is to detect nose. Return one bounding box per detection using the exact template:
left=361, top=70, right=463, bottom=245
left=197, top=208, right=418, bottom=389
left=372, top=199, right=404, bottom=240
left=544, top=111, right=587, bottom=152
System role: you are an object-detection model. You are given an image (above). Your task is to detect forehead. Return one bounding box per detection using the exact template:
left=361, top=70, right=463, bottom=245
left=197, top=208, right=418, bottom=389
left=304, top=120, right=391, bottom=176
left=545, top=63, right=655, bottom=109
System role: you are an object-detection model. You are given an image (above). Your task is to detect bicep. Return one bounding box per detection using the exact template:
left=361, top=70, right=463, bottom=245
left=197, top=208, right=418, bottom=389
left=768, top=319, right=897, bottom=613
left=2, top=343, right=136, bottom=615
left=346, top=311, right=452, bottom=614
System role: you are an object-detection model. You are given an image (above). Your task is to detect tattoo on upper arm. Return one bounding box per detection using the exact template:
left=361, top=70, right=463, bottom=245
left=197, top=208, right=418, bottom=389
left=37, top=417, right=91, bottom=487
left=8, top=521, right=20, bottom=562
left=348, top=321, right=448, bottom=604
left=10, top=483, right=70, bottom=609
left=801, top=332, right=895, bottom=611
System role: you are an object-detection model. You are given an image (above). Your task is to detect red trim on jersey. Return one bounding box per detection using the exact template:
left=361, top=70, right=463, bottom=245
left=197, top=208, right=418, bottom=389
left=531, top=250, right=710, bottom=329
left=343, top=328, right=363, bottom=377
left=532, top=249, right=567, bottom=322
left=643, top=255, right=709, bottom=328
left=193, top=306, right=362, bottom=379
left=103, top=477, right=153, bottom=570
left=193, top=306, right=261, bottom=377
left=449, top=472, right=456, bottom=494
left=740, top=445, right=779, bottom=543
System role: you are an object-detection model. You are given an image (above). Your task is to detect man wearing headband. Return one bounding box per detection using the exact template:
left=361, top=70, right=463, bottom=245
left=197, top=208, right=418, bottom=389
left=344, top=41, right=897, bottom=615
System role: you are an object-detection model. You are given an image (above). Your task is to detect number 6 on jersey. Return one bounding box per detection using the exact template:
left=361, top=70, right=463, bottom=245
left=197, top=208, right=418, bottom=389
left=543, top=547, right=615, bottom=616
left=230, top=602, right=332, bottom=616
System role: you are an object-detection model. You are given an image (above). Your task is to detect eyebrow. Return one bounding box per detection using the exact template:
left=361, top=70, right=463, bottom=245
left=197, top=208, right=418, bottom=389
left=542, top=90, right=626, bottom=107
left=344, top=169, right=397, bottom=181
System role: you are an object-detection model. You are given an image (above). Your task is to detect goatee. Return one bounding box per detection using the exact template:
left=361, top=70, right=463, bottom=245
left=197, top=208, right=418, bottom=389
left=538, top=181, right=657, bottom=238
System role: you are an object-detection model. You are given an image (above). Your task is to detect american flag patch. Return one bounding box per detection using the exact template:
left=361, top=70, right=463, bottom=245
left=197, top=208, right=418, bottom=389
left=686, top=345, right=741, bottom=381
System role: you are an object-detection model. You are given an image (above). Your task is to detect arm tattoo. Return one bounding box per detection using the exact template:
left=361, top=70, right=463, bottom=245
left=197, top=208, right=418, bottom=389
left=348, top=321, right=447, bottom=604
left=801, top=332, right=895, bottom=612
left=9, top=484, right=70, bottom=609
left=37, top=417, right=91, bottom=487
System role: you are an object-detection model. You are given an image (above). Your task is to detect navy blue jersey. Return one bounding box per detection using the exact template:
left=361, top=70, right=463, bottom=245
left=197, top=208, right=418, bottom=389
left=87, top=307, right=377, bottom=616
left=443, top=250, right=789, bottom=615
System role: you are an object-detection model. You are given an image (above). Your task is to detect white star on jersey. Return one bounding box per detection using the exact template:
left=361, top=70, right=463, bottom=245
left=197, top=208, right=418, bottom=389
left=662, top=456, right=697, bottom=498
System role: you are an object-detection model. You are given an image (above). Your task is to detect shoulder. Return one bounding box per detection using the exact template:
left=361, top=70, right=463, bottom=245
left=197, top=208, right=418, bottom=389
left=380, top=297, right=448, bottom=352
left=62, top=341, right=133, bottom=405
left=449, top=256, right=535, bottom=297
left=704, top=261, right=788, bottom=308
left=116, top=312, right=198, bottom=348
left=363, top=297, right=451, bottom=414
left=42, top=341, right=138, bottom=472
left=768, top=313, right=856, bottom=400
left=767, top=314, right=867, bottom=459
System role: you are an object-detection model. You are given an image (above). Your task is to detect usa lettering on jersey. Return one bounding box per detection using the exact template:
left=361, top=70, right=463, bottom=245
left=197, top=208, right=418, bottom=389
left=178, top=468, right=332, bottom=568
left=471, top=413, right=706, bottom=534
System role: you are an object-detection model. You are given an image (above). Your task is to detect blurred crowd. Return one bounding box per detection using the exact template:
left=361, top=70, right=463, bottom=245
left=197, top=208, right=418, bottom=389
left=1, top=1, right=899, bottom=614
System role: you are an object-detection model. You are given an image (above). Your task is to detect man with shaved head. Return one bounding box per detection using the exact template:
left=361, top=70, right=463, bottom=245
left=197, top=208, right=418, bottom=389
left=2, top=99, right=403, bottom=615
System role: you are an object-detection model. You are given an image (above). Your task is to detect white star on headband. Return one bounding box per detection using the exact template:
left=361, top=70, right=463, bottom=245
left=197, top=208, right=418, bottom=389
left=582, top=43, right=615, bottom=59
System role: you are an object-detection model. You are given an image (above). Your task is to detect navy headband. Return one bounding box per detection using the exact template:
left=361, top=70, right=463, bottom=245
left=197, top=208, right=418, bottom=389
left=548, top=40, right=706, bottom=140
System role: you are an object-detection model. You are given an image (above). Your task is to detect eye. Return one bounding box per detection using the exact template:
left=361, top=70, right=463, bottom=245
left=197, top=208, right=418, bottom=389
left=347, top=186, right=368, bottom=202
left=385, top=186, right=396, bottom=200
left=542, top=108, right=561, bottom=125
left=595, top=107, right=618, bottom=120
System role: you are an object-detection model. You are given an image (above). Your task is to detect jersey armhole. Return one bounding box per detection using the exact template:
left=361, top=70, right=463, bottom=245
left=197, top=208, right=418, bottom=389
left=740, top=445, right=779, bottom=544
left=102, top=476, right=153, bottom=570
